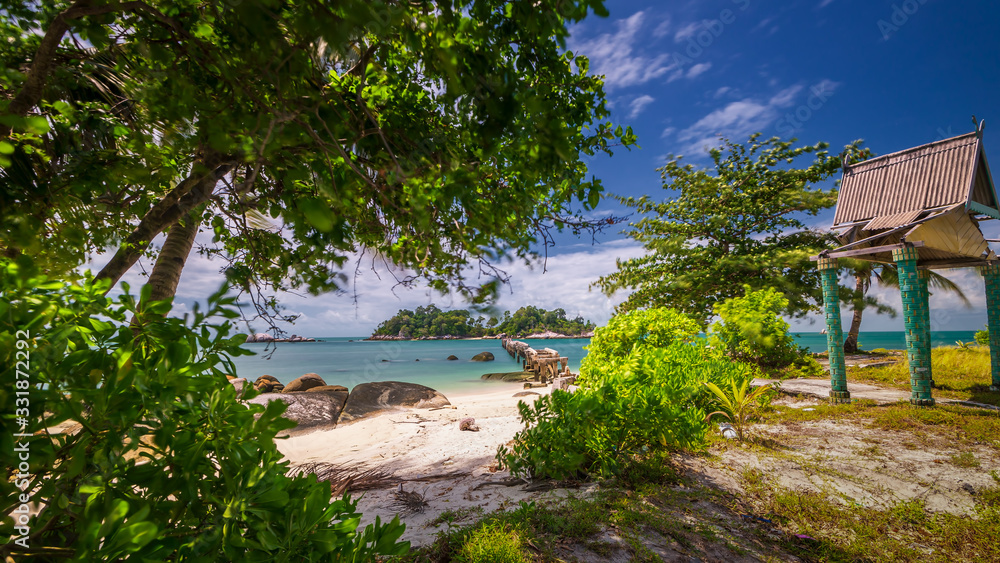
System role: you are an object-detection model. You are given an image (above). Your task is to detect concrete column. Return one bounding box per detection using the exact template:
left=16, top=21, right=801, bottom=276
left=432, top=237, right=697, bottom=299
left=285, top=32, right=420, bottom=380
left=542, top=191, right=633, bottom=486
left=979, top=263, right=1000, bottom=391
left=893, top=247, right=933, bottom=406
left=818, top=257, right=850, bottom=403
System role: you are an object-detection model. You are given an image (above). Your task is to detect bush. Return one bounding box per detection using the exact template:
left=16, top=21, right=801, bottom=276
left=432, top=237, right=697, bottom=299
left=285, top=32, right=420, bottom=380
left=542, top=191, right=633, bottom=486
left=710, top=286, right=806, bottom=375
left=0, top=261, right=408, bottom=560
left=499, top=340, right=751, bottom=480
left=976, top=326, right=990, bottom=347
left=577, top=307, right=701, bottom=387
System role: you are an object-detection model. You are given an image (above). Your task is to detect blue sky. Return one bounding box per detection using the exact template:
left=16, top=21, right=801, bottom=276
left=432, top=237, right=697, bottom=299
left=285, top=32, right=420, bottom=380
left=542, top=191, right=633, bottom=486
left=139, top=0, right=1000, bottom=336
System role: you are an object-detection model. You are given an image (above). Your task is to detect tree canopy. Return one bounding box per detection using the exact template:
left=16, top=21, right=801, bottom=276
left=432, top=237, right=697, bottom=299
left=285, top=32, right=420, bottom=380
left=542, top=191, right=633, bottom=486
left=594, top=134, right=870, bottom=326
left=1, top=0, right=634, bottom=315
left=372, top=304, right=595, bottom=338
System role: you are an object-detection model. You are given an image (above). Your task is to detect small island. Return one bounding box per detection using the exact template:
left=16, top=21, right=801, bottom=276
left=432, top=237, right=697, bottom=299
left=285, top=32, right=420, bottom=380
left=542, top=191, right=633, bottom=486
left=367, top=304, right=595, bottom=340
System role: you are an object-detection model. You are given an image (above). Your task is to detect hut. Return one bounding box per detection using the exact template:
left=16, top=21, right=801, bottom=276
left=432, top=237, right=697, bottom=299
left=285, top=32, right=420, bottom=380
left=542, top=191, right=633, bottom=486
left=813, top=121, right=999, bottom=405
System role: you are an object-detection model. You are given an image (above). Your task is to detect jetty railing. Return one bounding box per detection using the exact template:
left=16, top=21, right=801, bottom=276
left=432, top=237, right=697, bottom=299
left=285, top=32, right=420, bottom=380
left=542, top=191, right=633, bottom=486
left=500, top=338, right=572, bottom=382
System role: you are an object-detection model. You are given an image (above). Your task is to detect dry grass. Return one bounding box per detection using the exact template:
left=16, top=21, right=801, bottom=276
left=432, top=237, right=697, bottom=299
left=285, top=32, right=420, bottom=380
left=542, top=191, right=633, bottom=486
left=287, top=461, right=396, bottom=495
left=847, top=346, right=999, bottom=406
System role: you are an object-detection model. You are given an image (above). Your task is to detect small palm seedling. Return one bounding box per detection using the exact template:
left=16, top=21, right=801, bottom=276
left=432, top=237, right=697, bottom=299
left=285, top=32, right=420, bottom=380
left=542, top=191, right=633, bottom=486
left=704, top=375, right=778, bottom=441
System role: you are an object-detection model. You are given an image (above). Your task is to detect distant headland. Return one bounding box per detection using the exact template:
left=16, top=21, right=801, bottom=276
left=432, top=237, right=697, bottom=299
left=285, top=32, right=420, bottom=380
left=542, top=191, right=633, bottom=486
left=365, top=304, right=596, bottom=341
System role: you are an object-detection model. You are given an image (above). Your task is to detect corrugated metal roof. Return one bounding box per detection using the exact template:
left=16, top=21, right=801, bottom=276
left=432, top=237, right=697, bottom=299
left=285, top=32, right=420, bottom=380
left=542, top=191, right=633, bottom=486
left=833, top=132, right=989, bottom=227
left=862, top=210, right=923, bottom=231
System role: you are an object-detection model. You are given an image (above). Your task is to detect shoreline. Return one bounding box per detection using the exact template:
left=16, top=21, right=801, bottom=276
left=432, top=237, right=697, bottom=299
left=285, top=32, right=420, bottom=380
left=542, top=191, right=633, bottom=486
left=276, top=383, right=560, bottom=546
left=363, top=334, right=593, bottom=341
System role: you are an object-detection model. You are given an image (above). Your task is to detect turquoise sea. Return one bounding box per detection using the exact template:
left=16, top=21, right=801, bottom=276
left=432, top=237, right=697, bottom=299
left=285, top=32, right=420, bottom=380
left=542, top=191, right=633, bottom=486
left=230, top=331, right=979, bottom=395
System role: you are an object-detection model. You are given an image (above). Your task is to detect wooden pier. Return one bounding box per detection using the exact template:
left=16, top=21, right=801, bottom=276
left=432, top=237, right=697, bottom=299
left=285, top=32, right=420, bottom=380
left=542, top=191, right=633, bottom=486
left=500, top=338, right=574, bottom=384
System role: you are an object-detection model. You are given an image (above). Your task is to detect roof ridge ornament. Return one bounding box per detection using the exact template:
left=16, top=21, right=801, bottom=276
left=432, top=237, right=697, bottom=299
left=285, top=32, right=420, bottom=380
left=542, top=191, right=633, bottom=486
left=974, top=115, right=985, bottom=138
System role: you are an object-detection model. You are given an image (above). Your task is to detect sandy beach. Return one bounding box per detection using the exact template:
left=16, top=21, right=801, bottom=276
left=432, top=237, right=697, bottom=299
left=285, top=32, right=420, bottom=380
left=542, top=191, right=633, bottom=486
left=276, top=383, right=589, bottom=547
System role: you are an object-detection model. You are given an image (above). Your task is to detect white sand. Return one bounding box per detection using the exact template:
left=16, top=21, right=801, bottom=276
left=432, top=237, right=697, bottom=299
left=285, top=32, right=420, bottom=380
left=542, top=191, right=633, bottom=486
left=276, top=383, right=591, bottom=547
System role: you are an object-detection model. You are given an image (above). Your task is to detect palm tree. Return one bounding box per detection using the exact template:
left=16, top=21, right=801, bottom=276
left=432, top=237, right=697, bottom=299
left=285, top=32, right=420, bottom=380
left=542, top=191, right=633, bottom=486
left=843, top=259, right=970, bottom=353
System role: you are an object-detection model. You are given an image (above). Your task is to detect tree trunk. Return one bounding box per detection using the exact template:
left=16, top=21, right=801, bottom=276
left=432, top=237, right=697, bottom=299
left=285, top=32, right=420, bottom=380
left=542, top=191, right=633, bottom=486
left=145, top=208, right=202, bottom=306
left=843, top=274, right=866, bottom=353
left=95, top=152, right=235, bottom=293
left=844, top=306, right=863, bottom=354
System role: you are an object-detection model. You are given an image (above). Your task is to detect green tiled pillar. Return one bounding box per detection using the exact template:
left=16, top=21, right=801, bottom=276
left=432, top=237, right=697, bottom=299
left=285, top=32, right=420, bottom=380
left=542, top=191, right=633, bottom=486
left=893, top=247, right=934, bottom=406
left=980, top=263, right=1000, bottom=391
left=918, top=270, right=934, bottom=387
left=818, top=257, right=850, bottom=403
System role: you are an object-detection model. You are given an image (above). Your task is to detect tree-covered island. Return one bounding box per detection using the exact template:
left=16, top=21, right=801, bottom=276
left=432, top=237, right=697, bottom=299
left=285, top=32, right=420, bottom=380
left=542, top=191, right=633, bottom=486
left=370, top=304, right=596, bottom=339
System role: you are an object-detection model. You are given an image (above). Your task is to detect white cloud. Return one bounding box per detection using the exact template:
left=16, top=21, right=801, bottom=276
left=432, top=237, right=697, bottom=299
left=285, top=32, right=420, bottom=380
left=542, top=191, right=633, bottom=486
left=769, top=84, right=803, bottom=108
left=712, top=86, right=732, bottom=99
left=674, top=80, right=836, bottom=156
left=652, top=17, right=672, bottom=38
left=673, top=21, right=701, bottom=43
left=818, top=0, right=836, bottom=7
left=675, top=100, right=773, bottom=155
left=660, top=126, right=676, bottom=139
left=686, top=62, right=712, bottom=79
left=567, top=11, right=672, bottom=90
left=627, top=95, right=655, bottom=119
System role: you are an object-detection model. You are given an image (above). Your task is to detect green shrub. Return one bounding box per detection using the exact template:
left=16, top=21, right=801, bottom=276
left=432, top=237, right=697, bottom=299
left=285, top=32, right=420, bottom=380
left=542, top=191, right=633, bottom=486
left=710, top=286, right=806, bottom=375
left=578, top=307, right=700, bottom=387
left=499, top=341, right=750, bottom=479
left=976, top=326, right=990, bottom=347
left=455, top=521, right=528, bottom=563
left=0, top=261, right=408, bottom=560
left=704, top=370, right=778, bottom=441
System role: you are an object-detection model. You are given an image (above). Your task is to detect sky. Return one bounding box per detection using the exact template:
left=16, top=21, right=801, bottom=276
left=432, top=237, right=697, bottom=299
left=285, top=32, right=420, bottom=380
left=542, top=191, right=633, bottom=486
left=105, top=0, right=1000, bottom=337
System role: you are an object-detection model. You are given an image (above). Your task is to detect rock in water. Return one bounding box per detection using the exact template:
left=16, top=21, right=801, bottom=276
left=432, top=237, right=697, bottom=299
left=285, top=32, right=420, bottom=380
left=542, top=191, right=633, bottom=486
left=447, top=355, right=459, bottom=361
left=470, top=351, right=495, bottom=362
left=481, top=371, right=534, bottom=382
left=338, top=381, right=450, bottom=424
left=254, top=375, right=284, bottom=393
left=283, top=373, right=326, bottom=393
left=459, top=417, right=480, bottom=432
left=244, top=388, right=349, bottom=435
left=246, top=333, right=275, bottom=343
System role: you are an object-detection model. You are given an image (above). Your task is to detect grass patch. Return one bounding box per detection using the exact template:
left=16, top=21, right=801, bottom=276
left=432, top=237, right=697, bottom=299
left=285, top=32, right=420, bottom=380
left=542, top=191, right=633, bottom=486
left=765, top=399, right=1000, bottom=449
left=738, top=468, right=1000, bottom=562
left=950, top=452, right=980, bottom=468
left=846, top=346, right=999, bottom=406
left=453, top=521, right=528, bottom=563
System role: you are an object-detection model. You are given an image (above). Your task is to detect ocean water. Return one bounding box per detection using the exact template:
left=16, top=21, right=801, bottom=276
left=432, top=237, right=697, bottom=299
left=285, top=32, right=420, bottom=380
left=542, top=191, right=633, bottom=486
left=230, top=338, right=591, bottom=395
left=229, top=331, right=979, bottom=394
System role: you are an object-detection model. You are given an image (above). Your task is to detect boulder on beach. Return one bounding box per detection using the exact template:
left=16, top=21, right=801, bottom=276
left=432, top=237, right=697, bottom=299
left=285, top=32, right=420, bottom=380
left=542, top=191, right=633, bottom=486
left=481, top=371, right=535, bottom=382
left=245, top=389, right=349, bottom=435
left=447, top=355, right=459, bottom=361
left=513, top=391, right=540, bottom=397
left=254, top=375, right=284, bottom=393
left=228, top=377, right=247, bottom=399
left=283, top=373, right=326, bottom=393
left=459, top=417, right=480, bottom=432
left=306, top=385, right=348, bottom=393
left=470, top=351, right=495, bottom=362
left=338, top=381, right=450, bottom=424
